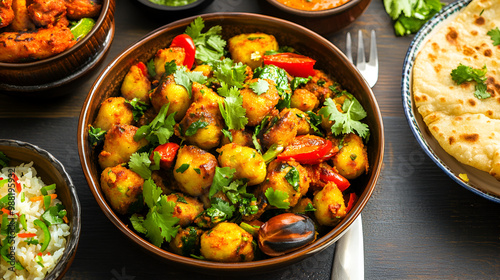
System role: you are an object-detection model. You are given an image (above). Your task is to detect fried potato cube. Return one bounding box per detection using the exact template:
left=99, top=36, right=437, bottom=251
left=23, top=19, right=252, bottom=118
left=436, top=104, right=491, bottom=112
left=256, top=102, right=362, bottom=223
left=121, top=63, right=151, bottom=104
left=154, top=47, right=186, bottom=79
left=241, top=78, right=280, bottom=126
left=100, top=165, right=144, bottom=215
left=166, top=193, right=204, bottom=227
left=228, top=33, right=278, bottom=69
left=98, top=124, right=148, bottom=169
left=217, top=143, right=266, bottom=186
left=173, top=145, right=218, bottom=197
left=313, top=182, right=346, bottom=226
left=93, top=97, right=134, bottom=132
left=332, top=133, right=369, bottom=179
left=200, top=222, right=254, bottom=262
left=150, top=74, right=191, bottom=122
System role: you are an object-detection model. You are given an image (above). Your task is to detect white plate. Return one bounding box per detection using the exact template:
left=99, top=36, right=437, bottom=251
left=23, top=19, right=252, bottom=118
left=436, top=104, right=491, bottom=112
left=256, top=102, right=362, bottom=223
left=402, top=0, right=500, bottom=203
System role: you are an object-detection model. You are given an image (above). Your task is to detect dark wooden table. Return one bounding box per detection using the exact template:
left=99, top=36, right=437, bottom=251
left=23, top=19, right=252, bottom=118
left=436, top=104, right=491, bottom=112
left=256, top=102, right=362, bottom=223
left=2, top=0, right=500, bottom=279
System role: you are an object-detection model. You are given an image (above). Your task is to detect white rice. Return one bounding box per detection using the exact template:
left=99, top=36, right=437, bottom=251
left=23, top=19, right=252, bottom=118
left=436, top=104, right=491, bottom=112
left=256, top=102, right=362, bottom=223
left=0, top=162, right=70, bottom=280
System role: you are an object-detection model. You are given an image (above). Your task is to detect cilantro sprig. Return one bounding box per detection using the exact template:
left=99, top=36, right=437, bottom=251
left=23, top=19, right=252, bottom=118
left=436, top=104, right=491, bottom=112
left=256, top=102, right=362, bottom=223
left=487, top=27, right=500, bottom=46
left=249, top=79, right=269, bottom=95
left=254, top=64, right=291, bottom=109
left=185, top=17, right=226, bottom=64
left=125, top=98, right=149, bottom=122
left=130, top=178, right=179, bottom=247
left=218, top=83, right=248, bottom=131
left=134, top=103, right=176, bottom=145
left=212, top=58, right=247, bottom=89
left=450, top=64, right=490, bottom=99
left=318, top=94, right=370, bottom=139
left=88, top=125, right=106, bottom=146
left=264, top=188, right=289, bottom=209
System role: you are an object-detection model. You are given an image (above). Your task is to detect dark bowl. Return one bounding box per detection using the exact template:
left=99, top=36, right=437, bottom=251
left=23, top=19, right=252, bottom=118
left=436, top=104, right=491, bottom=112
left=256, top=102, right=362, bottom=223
left=0, top=0, right=115, bottom=92
left=135, top=0, right=214, bottom=13
left=263, top=0, right=371, bottom=35
left=0, top=139, right=81, bottom=279
left=78, top=12, right=384, bottom=274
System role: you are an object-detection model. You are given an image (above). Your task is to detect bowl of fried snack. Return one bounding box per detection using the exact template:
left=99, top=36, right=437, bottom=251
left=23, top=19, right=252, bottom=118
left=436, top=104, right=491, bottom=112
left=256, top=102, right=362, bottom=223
left=0, top=0, right=115, bottom=92
left=78, top=13, right=384, bottom=273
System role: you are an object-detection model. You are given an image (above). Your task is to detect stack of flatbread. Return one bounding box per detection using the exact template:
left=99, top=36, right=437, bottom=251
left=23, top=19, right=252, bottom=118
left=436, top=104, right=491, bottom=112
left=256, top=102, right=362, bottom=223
left=413, top=0, right=500, bottom=179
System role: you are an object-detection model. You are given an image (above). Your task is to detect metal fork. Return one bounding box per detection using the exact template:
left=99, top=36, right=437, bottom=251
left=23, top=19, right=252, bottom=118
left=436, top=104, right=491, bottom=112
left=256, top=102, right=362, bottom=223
left=346, top=30, right=378, bottom=88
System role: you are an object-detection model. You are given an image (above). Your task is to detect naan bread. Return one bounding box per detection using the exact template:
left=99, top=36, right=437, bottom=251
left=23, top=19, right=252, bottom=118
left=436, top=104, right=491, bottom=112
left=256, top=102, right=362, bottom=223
left=413, top=0, right=500, bottom=179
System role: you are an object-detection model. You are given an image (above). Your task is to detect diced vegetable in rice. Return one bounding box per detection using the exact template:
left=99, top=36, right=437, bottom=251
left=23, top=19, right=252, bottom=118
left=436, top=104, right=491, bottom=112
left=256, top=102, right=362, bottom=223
left=0, top=162, right=70, bottom=280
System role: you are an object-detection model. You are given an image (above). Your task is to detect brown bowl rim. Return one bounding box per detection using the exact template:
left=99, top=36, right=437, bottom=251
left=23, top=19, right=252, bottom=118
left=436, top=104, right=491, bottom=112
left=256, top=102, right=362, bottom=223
left=0, top=139, right=82, bottom=279
left=135, top=0, right=212, bottom=11
left=78, top=12, right=384, bottom=272
left=0, top=0, right=113, bottom=68
left=265, top=0, right=365, bottom=17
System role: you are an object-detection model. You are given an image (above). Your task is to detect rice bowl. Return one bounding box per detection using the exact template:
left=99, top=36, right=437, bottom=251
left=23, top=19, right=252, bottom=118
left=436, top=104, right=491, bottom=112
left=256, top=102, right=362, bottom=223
left=0, top=162, right=70, bottom=279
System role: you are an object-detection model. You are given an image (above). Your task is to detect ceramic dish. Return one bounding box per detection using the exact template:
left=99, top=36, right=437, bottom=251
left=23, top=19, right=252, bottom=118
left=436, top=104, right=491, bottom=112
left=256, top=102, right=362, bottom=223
left=402, top=0, right=500, bottom=203
left=136, top=0, right=213, bottom=12
left=0, top=139, right=81, bottom=279
left=0, top=0, right=115, bottom=93
left=78, top=13, right=384, bottom=273
left=263, top=0, right=371, bottom=35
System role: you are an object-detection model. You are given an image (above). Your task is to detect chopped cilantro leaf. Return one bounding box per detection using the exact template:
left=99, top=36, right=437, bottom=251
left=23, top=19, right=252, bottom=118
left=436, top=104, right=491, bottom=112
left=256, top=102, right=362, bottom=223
left=212, top=58, right=247, bottom=89
left=175, top=163, right=190, bottom=173
left=184, top=118, right=209, bottom=136
left=222, top=129, right=233, bottom=142
left=290, top=76, right=311, bottom=90
left=318, top=97, right=370, bottom=139
left=128, top=152, right=153, bottom=179
left=185, top=17, right=226, bottom=64
left=88, top=125, right=106, bottom=146
left=284, top=166, right=300, bottom=191
left=174, top=66, right=207, bottom=98
left=146, top=59, right=156, bottom=77
left=252, top=116, right=269, bottom=153
left=305, top=202, right=316, bottom=212
left=143, top=197, right=179, bottom=247
left=218, top=83, right=248, bottom=131
left=164, top=60, right=177, bottom=76
left=265, top=188, right=290, bottom=209
left=143, top=178, right=162, bottom=208
left=254, top=65, right=291, bottom=109
left=305, top=111, right=324, bottom=137
left=487, top=27, right=500, bottom=46
left=450, top=64, right=490, bottom=99
left=249, top=79, right=269, bottom=95
left=130, top=214, right=147, bottom=234
left=125, top=98, right=149, bottom=122
left=209, top=166, right=235, bottom=198
left=134, top=103, right=176, bottom=145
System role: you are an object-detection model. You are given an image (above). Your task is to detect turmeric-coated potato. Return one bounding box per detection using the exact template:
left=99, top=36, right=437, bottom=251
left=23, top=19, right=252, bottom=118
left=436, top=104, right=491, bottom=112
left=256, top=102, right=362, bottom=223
left=217, top=143, right=266, bottom=186
left=259, top=159, right=309, bottom=208
left=332, top=133, right=368, bottom=179
left=313, top=182, right=346, bottom=226
left=228, top=33, right=278, bottom=69
left=220, top=129, right=253, bottom=147
left=240, top=78, right=280, bottom=126
left=93, top=97, right=134, bottom=131
left=121, top=63, right=151, bottom=104
left=292, top=197, right=314, bottom=214
left=285, top=108, right=311, bottom=135
left=173, top=145, right=218, bottom=197
left=154, top=47, right=185, bottom=79
left=291, top=88, right=319, bottom=112
left=200, top=222, right=254, bottom=262
left=303, top=70, right=335, bottom=103
left=166, top=193, right=204, bottom=227
left=100, top=165, right=144, bottom=215
left=98, top=124, right=148, bottom=169
left=262, top=109, right=299, bottom=149
left=150, top=74, right=191, bottom=122
left=169, top=226, right=203, bottom=257
left=192, top=64, right=212, bottom=77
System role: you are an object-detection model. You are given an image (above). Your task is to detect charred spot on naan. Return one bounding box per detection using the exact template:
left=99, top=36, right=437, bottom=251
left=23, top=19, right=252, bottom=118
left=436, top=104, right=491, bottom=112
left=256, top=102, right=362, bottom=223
left=474, top=16, right=485, bottom=26
left=460, top=133, right=479, bottom=142
left=486, top=77, right=500, bottom=97
left=446, top=27, right=459, bottom=45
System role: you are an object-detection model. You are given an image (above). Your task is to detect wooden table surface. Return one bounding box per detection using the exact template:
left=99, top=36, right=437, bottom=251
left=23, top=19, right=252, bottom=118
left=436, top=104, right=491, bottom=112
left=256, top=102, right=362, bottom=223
left=1, top=0, right=500, bottom=279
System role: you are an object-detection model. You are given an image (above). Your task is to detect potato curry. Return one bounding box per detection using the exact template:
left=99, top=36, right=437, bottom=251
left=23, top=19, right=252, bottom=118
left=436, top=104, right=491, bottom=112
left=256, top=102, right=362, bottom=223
left=88, top=17, right=370, bottom=262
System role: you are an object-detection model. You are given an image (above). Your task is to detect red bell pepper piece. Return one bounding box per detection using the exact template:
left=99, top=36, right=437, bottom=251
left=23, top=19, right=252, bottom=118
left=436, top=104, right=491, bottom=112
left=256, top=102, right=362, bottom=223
left=277, top=135, right=332, bottom=165
left=150, top=142, right=180, bottom=170
left=319, top=166, right=350, bottom=192
left=136, top=61, right=148, bottom=77
left=171, top=34, right=196, bottom=69
left=345, top=193, right=358, bottom=213
left=263, top=52, right=316, bottom=77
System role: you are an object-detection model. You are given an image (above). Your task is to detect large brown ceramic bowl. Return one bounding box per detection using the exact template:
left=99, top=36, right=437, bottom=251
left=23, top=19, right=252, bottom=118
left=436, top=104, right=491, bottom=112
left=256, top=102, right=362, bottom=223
left=78, top=13, right=384, bottom=274
left=0, top=0, right=115, bottom=92
left=0, top=139, right=81, bottom=279
left=263, top=0, right=371, bottom=35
